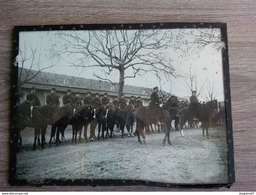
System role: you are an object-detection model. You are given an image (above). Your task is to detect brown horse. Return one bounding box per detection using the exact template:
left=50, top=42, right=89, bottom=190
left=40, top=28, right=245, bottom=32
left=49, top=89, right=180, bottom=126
left=17, top=101, right=34, bottom=147
left=134, top=106, right=172, bottom=145
left=32, top=103, right=73, bottom=149
left=178, top=100, right=218, bottom=137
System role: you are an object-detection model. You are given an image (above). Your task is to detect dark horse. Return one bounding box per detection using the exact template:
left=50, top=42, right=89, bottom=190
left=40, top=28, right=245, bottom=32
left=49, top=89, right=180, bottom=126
left=32, top=103, right=73, bottom=149
left=178, top=100, right=218, bottom=137
left=115, top=107, right=126, bottom=138
left=123, top=104, right=135, bottom=137
left=17, top=101, right=34, bottom=147
left=70, top=104, right=94, bottom=144
left=134, top=105, right=172, bottom=145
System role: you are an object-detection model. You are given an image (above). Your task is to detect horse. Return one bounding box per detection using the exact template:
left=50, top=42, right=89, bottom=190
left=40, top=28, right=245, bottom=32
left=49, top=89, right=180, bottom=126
left=115, top=107, right=126, bottom=138
left=70, top=104, right=94, bottom=144
left=134, top=105, right=172, bottom=145
left=32, top=103, right=73, bottom=149
left=95, top=103, right=117, bottom=140
left=178, top=100, right=218, bottom=137
left=123, top=103, right=135, bottom=137
left=199, top=100, right=218, bottom=137
left=17, top=101, right=34, bottom=147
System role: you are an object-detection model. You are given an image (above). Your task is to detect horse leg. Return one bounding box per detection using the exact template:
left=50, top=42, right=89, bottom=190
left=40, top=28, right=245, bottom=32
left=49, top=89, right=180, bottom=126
left=41, top=126, right=47, bottom=149
left=72, top=124, right=75, bottom=144
left=141, top=128, right=146, bottom=144
left=84, top=123, right=89, bottom=142
left=49, top=124, right=56, bottom=145
left=33, top=127, right=39, bottom=150
left=130, top=123, right=134, bottom=137
left=97, top=122, right=102, bottom=140
left=90, top=118, right=97, bottom=141
left=179, top=116, right=185, bottom=137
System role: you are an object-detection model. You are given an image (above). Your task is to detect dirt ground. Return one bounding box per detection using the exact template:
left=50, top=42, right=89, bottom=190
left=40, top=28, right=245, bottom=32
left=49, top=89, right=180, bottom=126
left=15, top=124, right=229, bottom=185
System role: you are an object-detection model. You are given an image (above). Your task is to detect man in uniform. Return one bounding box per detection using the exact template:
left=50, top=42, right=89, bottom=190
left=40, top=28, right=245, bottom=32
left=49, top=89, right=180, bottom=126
left=119, top=94, right=127, bottom=110
left=129, top=96, right=137, bottom=107
left=101, top=93, right=110, bottom=106
left=89, top=93, right=102, bottom=141
left=149, top=87, right=160, bottom=114
left=135, top=96, right=143, bottom=109
left=112, top=96, right=119, bottom=107
left=91, top=93, right=101, bottom=107
left=46, top=88, right=60, bottom=107
left=189, top=90, right=199, bottom=127
left=26, top=87, right=41, bottom=106
left=62, top=89, right=74, bottom=105
left=190, top=90, right=198, bottom=104
left=83, top=92, right=92, bottom=105
left=73, top=93, right=83, bottom=107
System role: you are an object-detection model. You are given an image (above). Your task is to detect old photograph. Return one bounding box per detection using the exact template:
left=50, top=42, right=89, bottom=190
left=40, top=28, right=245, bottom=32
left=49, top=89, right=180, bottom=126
left=11, top=23, right=234, bottom=186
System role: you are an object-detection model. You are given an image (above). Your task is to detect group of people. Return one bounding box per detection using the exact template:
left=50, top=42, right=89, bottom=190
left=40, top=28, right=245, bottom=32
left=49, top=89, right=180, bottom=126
left=25, top=86, right=199, bottom=114
left=24, top=87, right=145, bottom=111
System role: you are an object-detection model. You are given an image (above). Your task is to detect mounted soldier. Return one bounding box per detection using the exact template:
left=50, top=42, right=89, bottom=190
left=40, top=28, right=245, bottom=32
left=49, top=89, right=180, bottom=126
left=135, top=96, right=143, bottom=109
left=149, top=87, right=160, bottom=113
left=89, top=93, right=102, bottom=141
left=118, top=94, right=127, bottom=110
left=83, top=92, right=92, bottom=105
left=62, top=89, right=74, bottom=105
left=46, top=88, right=60, bottom=107
left=26, top=87, right=41, bottom=106
left=112, top=96, right=119, bottom=107
left=73, top=93, right=83, bottom=107
left=101, top=93, right=110, bottom=106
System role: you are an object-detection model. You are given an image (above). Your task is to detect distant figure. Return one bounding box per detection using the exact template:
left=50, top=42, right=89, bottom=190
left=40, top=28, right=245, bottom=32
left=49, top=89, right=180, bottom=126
left=62, top=89, right=74, bottom=105
left=135, top=96, right=143, bottom=108
left=112, top=96, right=119, bottom=107
left=46, top=88, right=60, bottom=107
left=91, top=93, right=101, bottom=107
left=26, top=87, right=41, bottom=106
left=83, top=92, right=92, bottom=105
left=190, top=90, right=198, bottom=104
left=119, top=94, right=127, bottom=110
left=73, top=93, right=83, bottom=106
left=149, top=86, right=160, bottom=113
left=101, top=93, right=110, bottom=106
left=129, top=96, right=137, bottom=106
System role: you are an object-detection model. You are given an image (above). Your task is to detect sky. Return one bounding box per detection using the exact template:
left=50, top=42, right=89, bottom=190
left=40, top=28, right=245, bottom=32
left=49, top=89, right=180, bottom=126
left=17, top=28, right=226, bottom=102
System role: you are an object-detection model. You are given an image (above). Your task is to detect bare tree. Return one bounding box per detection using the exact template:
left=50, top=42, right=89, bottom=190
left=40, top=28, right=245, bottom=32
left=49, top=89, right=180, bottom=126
left=184, top=66, right=206, bottom=98
left=56, top=30, right=177, bottom=97
left=16, top=41, right=55, bottom=89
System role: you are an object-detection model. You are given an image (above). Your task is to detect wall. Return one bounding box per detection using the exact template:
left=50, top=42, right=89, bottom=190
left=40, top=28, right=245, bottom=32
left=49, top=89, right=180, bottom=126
left=0, top=0, right=256, bottom=191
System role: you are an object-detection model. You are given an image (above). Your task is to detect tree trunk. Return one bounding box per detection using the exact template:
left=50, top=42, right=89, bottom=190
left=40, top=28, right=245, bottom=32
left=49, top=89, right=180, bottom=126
left=118, top=67, right=125, bottom=98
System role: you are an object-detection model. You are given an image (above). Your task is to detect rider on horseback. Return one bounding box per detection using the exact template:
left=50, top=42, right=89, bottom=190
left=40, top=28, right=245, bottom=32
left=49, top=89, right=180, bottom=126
left=189, top=90, right=199, bottom=113
left=27, top=87, right=41, bottom=107
left=149, top=87, right=161, bottom=117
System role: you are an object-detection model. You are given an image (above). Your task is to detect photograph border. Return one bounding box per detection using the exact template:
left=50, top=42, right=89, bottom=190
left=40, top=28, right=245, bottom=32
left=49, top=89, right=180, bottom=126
left=10, top=22, right=235, bottom=188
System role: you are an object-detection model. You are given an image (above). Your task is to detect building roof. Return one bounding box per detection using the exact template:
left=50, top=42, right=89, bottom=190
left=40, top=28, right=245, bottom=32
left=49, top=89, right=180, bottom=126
left=19, top=68, right=151, bottom=98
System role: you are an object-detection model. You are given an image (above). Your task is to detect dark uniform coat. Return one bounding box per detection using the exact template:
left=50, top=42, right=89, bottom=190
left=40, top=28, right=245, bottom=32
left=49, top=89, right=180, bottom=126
left=101, top=96, right=110, bottom=105
left=84, top=96, right=92, bottom=105
left=46, top=93, right=60, bottom=107
left=135, top=99, right=143, bottom=108
left=150, top=91, right=160, bottom=105
left=91, top=97, right=101, bottom=107
left=63, top=94, right=74, bottom=105
left=119, top=97, right=127, bottom=110
left=26, top=93, right=41, bottom=106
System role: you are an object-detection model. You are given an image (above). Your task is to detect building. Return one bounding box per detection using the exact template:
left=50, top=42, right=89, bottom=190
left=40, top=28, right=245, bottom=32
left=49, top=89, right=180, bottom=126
left=18, top=68, right=155, bottom=106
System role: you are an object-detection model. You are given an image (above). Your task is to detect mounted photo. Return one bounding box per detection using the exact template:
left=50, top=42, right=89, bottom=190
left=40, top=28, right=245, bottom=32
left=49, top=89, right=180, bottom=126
left=10, top=23, right=234, bottom=187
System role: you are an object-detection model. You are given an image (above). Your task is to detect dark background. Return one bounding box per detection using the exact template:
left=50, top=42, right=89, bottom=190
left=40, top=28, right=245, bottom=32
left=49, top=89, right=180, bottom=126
left=0, top=0, right=255, bottom=191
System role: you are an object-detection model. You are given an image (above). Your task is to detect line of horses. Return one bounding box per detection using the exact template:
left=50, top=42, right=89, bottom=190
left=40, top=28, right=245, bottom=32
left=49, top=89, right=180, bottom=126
left=16, top=99, right=224, bottom=150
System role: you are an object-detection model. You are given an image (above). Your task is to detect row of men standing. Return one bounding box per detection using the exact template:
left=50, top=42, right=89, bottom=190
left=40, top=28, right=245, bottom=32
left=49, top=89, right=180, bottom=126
left=26, top=87, right=143, bottom=110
